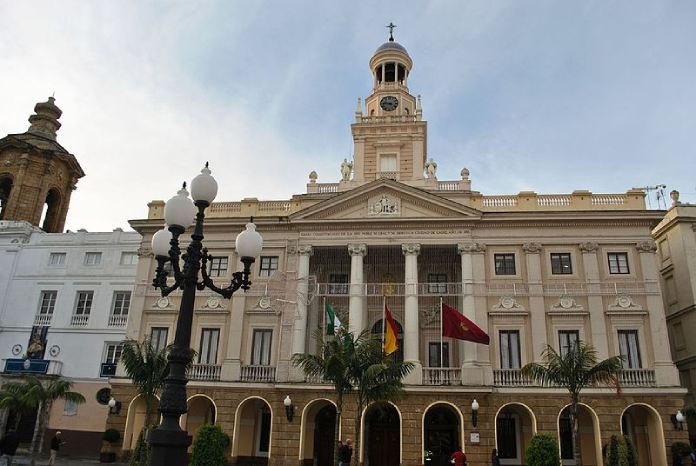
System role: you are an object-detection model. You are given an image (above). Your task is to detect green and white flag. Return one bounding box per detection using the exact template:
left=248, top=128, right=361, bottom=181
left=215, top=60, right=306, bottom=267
left=325, top=303, right=342, bottom=335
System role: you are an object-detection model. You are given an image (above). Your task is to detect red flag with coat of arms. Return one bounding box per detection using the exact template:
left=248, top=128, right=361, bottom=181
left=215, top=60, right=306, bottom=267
left=441, top=303, right=490, bottom=345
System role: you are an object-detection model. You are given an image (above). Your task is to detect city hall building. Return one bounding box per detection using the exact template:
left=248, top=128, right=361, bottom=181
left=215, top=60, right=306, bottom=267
left=109, top=35, right=687, bottom=466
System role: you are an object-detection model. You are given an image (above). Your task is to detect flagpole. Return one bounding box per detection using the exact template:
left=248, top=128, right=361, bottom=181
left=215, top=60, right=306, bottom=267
left=382, top=295, right=386, bottom=352
left=322, top=296, right=326, bottom=337
left=440, top=296, right=444, bottom=368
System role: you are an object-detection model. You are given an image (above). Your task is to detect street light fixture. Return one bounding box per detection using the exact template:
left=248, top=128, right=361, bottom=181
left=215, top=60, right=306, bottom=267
left=284, top=395, right=295, bottom=422
left=471, top=399, right=479, bottom=428
left=148, top=163, right=263, bottom=466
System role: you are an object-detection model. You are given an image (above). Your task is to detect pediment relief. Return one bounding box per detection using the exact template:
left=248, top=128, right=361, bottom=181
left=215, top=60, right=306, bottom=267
left=550, top=296, right=584, bottom=312
left=291, top=180, right=481, bottom=221
left=607, top=295, right=645, bottom=313
left=490, top=296, right=527, bottom=314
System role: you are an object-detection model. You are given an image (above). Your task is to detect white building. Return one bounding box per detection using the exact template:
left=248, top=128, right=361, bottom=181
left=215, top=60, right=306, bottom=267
left=0, top=220, right=141, bottom=456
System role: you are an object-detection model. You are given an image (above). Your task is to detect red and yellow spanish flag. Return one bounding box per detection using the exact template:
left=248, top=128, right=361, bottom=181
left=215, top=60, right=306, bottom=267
left=384, top=304, right=399, bottom=355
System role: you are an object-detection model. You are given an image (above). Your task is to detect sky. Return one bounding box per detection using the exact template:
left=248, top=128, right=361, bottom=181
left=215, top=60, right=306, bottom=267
left=1, top=1, right=695, bottom=231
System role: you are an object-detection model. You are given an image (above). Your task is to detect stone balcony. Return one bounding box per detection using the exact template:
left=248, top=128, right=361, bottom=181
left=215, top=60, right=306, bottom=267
left=493, top=369, right=656, bottom=388
left=240, top=365, right=276, bottom=383
left=422, top=367, right=462, bottom=386
left=188, top=364, right=222, bottom=382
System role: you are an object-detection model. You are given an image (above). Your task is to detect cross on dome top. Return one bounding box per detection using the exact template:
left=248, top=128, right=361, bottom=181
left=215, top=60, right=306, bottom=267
left=386, top=22, right=396, bottom=41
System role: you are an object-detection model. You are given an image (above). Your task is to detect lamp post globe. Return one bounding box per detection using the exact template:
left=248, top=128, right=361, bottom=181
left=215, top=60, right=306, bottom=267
left=164, top=184, right=196, bottom=229
left=676, top=411, right=685, bottom=423
left=190, top=163, right=218, bottom=204
left=151, top=228, right=173, bottom=257
left=108, top=397, right=117, bottom=409
left=236, top=222, right=263, bottom=259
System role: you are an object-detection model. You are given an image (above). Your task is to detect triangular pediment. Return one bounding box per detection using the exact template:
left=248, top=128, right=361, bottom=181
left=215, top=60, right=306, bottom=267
left=290, top=179, right=482, bottom=222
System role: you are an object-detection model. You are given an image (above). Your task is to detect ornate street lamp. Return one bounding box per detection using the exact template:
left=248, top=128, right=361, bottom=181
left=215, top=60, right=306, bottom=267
left=148, top=163, right=263, bottom=466
left=471, top=399, right=479, bottom=428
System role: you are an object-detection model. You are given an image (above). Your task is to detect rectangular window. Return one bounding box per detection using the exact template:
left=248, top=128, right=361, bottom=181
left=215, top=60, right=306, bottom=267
left=120, top=252, right=138, bottom=265
left=198, top=328, right=220, bottom=365
left=63, top=399, right=78, bottom=416
left=150, top=327, right=169, bottom=352
left=103, top=343, right=123, bottom=364
left=499, top=330, right=521, bottom=369
left=251, top=329, right=273, bottom=366
left=608, top=252, right=630, bottom=274
left=494, top=254, right=516, bottom=275
left=618, top=330, right=642, bottom=369
left=38, top=291, right=57, bottom=315
left=84, top=252, right=102, bottom=266
left=328, top=273, right=349, bottom=294
left=427, top=273, right=448, bottom=294
left=379, top=154, right=397, bottom=172
left=49, top=252, right=66, bottom=266
left=208, top=257, right=228, bottom=277
left=428, top=342, right=450, bottom=367
left=259, top=256, right=278, bottom=277
left=74, top=291, right=94, bottom=315
left=111, top=291, right=131, bottom=316
left=550, top=253, right=573, bottom=275
left=558, top=330, right=579, bottom=357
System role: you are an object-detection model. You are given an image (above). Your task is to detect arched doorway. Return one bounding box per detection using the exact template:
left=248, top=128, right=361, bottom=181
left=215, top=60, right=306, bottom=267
left=0, top=176, right=12, bottom=219
left=424, top=403, right=462, bottom=466
left=364, top=403, right=400, bottom=466
left=371, top=319, right=404, bottom=362
left=300, top=399, right=337, bottom=466
left=558, top=404, right=601, bottom=466
left=495, top=403, right=536, bottom=466
left=622, top=404, right=667, bottom=466
left=123, top=395, right=149, bottom=451
left=232, top=397, right=272, bottom=465
left=185, top=396, right=216, bottom=449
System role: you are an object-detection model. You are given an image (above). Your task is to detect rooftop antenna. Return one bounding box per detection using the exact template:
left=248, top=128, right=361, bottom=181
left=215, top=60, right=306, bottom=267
left=636, top=184, right=667, bottom=209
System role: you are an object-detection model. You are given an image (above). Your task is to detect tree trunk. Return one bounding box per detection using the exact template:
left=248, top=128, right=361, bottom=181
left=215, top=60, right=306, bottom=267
left=37, top=402, right=52, bottom=461
left=29, top=400, right=44, bottom=466
left=571, top=399, right=582, bottom=466
left=334, top=392, right=343, bottom=466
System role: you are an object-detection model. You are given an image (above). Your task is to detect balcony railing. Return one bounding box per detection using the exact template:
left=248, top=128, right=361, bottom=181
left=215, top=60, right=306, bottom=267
left=3, top=359, right=62, bottom=376
left=100, top=363, right=117, bottom=378
left=240, top=365, right=276, bottom=383
left=108, top=314, right=128, bottom=327
left=423, top=368, right=461, bottom=385
left=619, top=369, right=656, bottom=387
left=188, top=364, right=222, bottom=382
left=34, top=314, right=52, bottom=326
left=70, top=314, right=89, bottom=326
left=305, top=374, right=328, bottom=384
left=377, top=171, right=399, bottom=181
left=493, top=369, right=535, bottom=387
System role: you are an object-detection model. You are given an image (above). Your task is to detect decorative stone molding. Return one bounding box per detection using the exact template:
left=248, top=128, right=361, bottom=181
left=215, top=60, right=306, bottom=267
left=402, top=243, right=421, bottom=256
left=457, top=242, right=486, bottom=254
left=635, top=241, right=657, bottom=253
left=367, top=193, right=401, bottom=216
left=420, top=305, right=440, bottom=328
left=607, top=295, right=644, bottom=312
left=522, top=242, right=542, bottom=254
left=550, top=296, right=584, bottom=312
left=579, top=242, right=599, bottom=253
left=155, top=297, right=171, bottom=309
left=203, top=296, right=226, bottom=310
left=137, top=246, right=154, bottom=258
left=492, top=296, right=524, bottom=311
left=288, top=245, right=313, bottom=256
left=347, top=243, right=367, bottom=256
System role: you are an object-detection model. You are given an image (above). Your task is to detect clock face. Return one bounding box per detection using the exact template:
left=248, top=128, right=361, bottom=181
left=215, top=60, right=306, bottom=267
left=380, top=96, right=399, bottom=112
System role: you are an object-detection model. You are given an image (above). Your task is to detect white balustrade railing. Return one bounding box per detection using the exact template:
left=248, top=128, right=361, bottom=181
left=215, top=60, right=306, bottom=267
left=592, top=195, right=626, bottom=205
left=317, top=183, right=339, bottom=193
left=377, top=171, right=400, bottom=181
left=70, top=314, right=89, bottom=326
left=423, top=368, right=461, bottom=385
left=240, top=365, right=276, bottom=383
left=108, top=314, right=128, bottom=327
left=34, top=314, right=53, bottom=326
left=619, top=369, right=656, bottom=387
left=208, top=202, right=242, bottom=214
left=537, top=195, right=571, bottom=207
left=258, top=201, right=291, bottom=212
left=482, top=196, right=518, bottom=207
left=188, top=364, right=222, bottom=382
left=493, top=369, right=535, bottom=387
left=437, top=181, right=460, bottom=191
left=305, top=374, right=328, bottom=384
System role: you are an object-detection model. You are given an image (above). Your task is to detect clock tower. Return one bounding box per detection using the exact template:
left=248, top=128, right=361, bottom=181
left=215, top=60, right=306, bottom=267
left=351, top=29, right=428, bottom=186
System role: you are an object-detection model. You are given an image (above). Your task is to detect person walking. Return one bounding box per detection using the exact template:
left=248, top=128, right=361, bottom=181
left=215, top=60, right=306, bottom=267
left=491, top=448, right=501, bottom=466
left=338, top=438, right=353, bottom=466
left=47, top=431, right=65, bottom=466
left=0, top=429, right=20, bottom=466
left=451, top=445, right=466, bottom=466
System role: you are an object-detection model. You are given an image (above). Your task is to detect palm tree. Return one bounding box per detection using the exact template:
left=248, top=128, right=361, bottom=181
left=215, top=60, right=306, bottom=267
left=0, top=381, right=34, bottom=430
left=292, top=329, right=413, bottom=466
left=4, top=376, right=86, bottom=466
left=521, top=342, right=623, bottom=466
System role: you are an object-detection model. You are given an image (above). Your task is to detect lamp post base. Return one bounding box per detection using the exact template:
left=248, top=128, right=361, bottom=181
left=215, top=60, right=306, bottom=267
left=149, top=426, right=192, bottom=466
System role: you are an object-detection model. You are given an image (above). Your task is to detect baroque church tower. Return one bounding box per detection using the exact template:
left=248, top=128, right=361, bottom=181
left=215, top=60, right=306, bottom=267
left=0, top=97, right=84, bottom=232
left=351, top=27, right=428, bottom=186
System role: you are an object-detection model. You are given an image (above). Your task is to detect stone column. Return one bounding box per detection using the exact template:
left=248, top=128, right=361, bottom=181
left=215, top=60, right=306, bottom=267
left=458, top=242, right=490, bottom=385
left=291, top=245, right=313, bottom=355
left=579, top=241, right=609, bottom=359
left=348, top=244, right=367, bottom=334
left=636, top=241, right=680, bottom=386
left=402, top=243, right=422, bottom=384
left=524, top=242, right=548, bottom=362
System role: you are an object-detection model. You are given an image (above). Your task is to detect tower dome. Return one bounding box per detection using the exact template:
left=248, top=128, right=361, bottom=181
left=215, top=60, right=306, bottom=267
left=369, top=26, right=413, bottom=91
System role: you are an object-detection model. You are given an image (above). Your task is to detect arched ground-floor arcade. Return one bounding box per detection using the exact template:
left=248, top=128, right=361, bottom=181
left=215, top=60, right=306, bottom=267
left=107, top=381, right=687, bottom=466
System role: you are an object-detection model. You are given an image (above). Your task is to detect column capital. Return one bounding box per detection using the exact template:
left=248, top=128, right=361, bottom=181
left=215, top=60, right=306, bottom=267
left=288, top=244, right=313, bottom=256
left=522, top=242, right=542, bottom=254
left=458, top=242, right=486, bottom=254
left=348, top=243, right=367, bottom=257
left=402, top=243, right=421, bottom=256
left=635, top=240, right=657, bottom=253
left=579, top=241, right=599, bottom=253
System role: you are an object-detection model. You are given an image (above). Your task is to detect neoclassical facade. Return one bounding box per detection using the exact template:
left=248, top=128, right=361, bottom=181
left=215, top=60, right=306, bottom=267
left=110, top=35, right=686, bottom=466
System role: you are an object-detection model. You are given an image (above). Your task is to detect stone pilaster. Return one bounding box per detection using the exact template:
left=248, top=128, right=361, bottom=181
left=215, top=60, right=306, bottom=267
left=402, top=243, right=422, bottom=384
left=291, top=245, right=313, bottom=355
left=523, top=242, right=548, bottom=363
left=579, top=241, right=609, bottom=359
